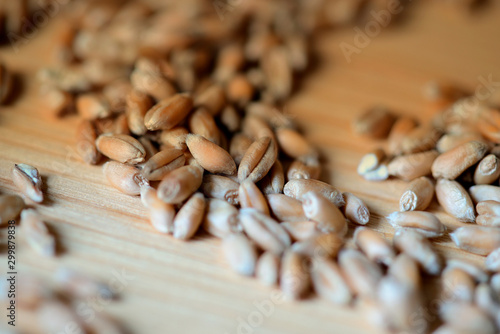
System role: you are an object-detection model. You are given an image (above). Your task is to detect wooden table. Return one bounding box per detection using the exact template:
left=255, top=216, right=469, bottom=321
left=1, top=2, right=500, bottom=333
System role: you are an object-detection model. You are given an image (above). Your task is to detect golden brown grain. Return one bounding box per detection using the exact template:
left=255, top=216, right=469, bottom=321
left=436, top=179, right=475, bottom=223
left=194, top=84, right=226, bottom=115
left=188, top=107, right=221, bottom=145
left=387, top=117, right=417, bottom=155
left=399, top=176, right=434, bottom=211
left=276, top=127, right=317, bottom=159
left=301, top=191, right=347, bottom=235
left=144, top=93, right=193, bottom=131
left=281, top=221, right=322, bottom=241
left=475, top=154, right=500, bottom=185
left=125, top=89, right=152, bottom=136
left=287, top=157, right=321, bottom=180
left=76, top=93, right=111, bottom=120
left=387, top=150, right=439, bottom=181
left=386, top=211, right=446, bottom=238
left=280, top=250, right=310, bottom=300
left=76, top=120, right=101, bottom=165
left=469, top=185, right=500, bottom=203
left=96, top=133, right=146, bottom=164
left=200, top=174, right=239, bottom=205
left=357, top=148, right=386, bottom=175
left=311, top=258, right=352, bottom=305
left=140, top=149, right=185, bottom=181
left=291, top=233, right=344, bottom=258
left=141, top=186, right=176, bottom=233
left=432, top=141, right=488, bottom=180
left=338, top=249, right=382, bottom=299
left=103, top=161, right=147, bottom=196
left=259, top=160, right=285, bottom=195
left=186, top=134, right=236, bottom=175
left=343, top=192, right=370, bottom=225
left=238, top=136, right=278, bottom=183
left=239, top=179, right=270, bottom=215
left=157, top=165, right=203, bottom=204
left=173, top=193, right=206, bottom=240
left=267, top=194, right=306, bottom=222
left=354, top=227, right=395, bottom=266
left=239, top=208, right=291, bottom=254
left=451, top=226, right=500, bottom=256
left=284, top=179, right=345, bottom=207
left=352, top=106, right=396, bottom=139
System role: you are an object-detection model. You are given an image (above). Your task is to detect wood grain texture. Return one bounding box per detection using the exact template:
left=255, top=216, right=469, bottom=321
left=1, top=2, right=500, bottom=333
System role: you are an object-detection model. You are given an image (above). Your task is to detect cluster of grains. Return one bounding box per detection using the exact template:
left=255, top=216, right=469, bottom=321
left=354, top=84, right=500, bottom=332
left=0, top=269, right=125, bottom=333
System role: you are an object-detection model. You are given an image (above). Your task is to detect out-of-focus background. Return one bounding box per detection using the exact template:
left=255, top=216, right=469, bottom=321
left=1, top=1, right=500, bottom=333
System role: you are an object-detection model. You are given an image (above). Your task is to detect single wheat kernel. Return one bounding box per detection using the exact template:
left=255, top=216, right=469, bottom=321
left=362, top=164, right=389, bottom=181
left=239, top=208, right=291, bottom=254
left=241, top=115, right=275, bottom=140
left=95, top=133, right=146, bottom=164
left=229, top=133, right=253, bottom=165
left=352, top=106, right=396, bottom=139
left=186, top=134, right=236, bottom=175
left=239, top=179, right=270, bottom=215
left=393, top=229, right=442, bottom=275
left=238, top=136, right=278, bottom=183
left=203, top=199, right=241, bottom=239
left=159, top=126, right=189, bottom=151
left=157, top=165, right=203, bottom=204
left=387, top=117, right=417, bottom=155
left=280, top=250, right=310, bottom=300
left=103, top=161, right=147, bottom=196
left=220, top=105, right=241, bottom=133
left=302, top=191, right=347, bottom=236
left=311, top=257, right=352, bottom=305
left=287, top=156, right=321, bottom=180
left=276, top=127, right=317, bottom=159
left=12, top=163, right=44, bottom=203
left=173, top=193, right=206, bottom=240
left=387, top=150, right=439, bottom=181
left=125, top=89, right=152, bottom=136
left=343, top=192, right=370, bottom=225
left=432, top=141, right=488, bottom=180
left=140, top=149, right=185, bottom=181
left=338, top=249, right=383, bottom=300
left=200, top=174, right=239, bottom=205
left=256, top=252, right=280, bottom=286
left=267, top=194, right=306, bottom=222
left=141, top=186, right=176, bottom=233
left=380, top=275, right=426, bottom=333
left=188, top=107, right=221, bottom=145
left=222, top=233, right=257, bottom=276
left=451, top=226, right=500, bottom=256
left=436, top=179, right=475, bottom=223
left=357, top=148, right=386, bottom=175
left=436, top=132, right=486, bottom=153
left=477, top=200, right=500, bottom=216
left=354, top=227, right=395, bottom=266
left=469, top=185, right=500, bottom=203
left=259, top=160, right=285, bottom=195
left=386, top=211, right=446, bottom=238
left=400, top=125, right=441, bottom=154
left=400, top=176, right=434, bottom=211
left=284, top=179, right=345, bottom=207
left=441, top=267, right=475, bottom=303
left=76, top=120, right=101, bottom=165
left=388, top=254, right=421, bottom=288
left=476, top=215, right=500, bottom=227
left=144, top=93, right=193, bottom=131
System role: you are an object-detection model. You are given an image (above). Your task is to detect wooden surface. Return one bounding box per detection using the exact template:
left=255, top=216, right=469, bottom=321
left=1, top=2, right=500, bottom=333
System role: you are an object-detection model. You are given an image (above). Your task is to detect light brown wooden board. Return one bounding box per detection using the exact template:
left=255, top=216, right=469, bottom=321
left=1, top=2, right=500, bottom=333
